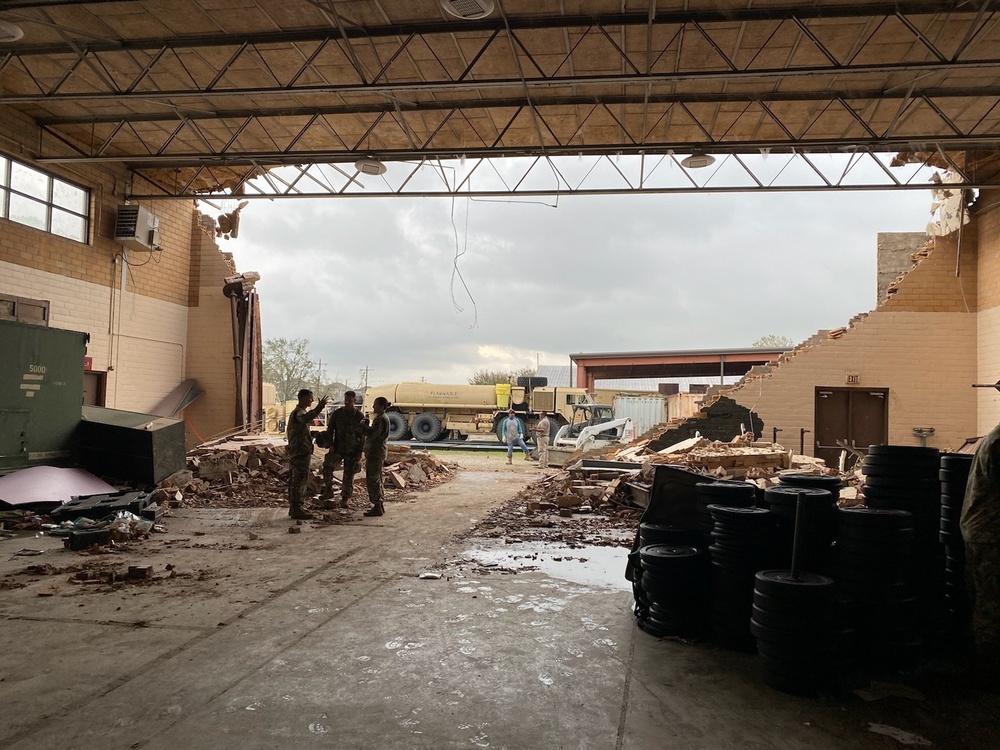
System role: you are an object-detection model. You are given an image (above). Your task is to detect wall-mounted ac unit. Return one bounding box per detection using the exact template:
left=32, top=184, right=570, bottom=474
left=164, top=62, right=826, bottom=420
left=114, top=205, right=160, bottom=253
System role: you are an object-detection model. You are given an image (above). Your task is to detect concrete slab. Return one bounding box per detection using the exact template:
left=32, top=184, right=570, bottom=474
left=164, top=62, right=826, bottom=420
left=1, top=465, right=997, bottom=749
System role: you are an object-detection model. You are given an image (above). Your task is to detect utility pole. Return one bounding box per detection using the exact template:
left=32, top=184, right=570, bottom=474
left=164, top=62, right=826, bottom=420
left=359, top=366, right=372, bottom=391
left=315, top=359, right=324, bottom=394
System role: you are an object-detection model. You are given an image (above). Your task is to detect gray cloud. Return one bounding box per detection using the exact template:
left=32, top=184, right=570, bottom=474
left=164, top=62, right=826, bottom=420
left=229, top=187, right=929, bottom=386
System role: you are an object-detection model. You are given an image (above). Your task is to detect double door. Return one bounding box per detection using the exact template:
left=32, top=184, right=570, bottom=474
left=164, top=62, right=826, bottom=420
left=814, top=387, right=888, bottom=470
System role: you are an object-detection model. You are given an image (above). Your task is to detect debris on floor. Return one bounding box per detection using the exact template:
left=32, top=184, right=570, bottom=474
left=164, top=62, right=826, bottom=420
left=169, top=433, right=457, bottom=509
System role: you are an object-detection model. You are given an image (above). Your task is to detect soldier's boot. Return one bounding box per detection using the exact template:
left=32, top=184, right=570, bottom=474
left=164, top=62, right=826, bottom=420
left=289, top=505, right=314, bottom=520
left=506, top=457, right=512, bottom=465
left=338, top=493, right=351, bottom=509
left=319, top=469, right=335, bottom=500
left=364, top=502, right=384, bottom=517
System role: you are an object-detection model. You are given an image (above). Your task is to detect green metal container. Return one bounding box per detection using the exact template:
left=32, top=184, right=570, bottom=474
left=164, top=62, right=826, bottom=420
left=0, top=319, right=86, bottom=473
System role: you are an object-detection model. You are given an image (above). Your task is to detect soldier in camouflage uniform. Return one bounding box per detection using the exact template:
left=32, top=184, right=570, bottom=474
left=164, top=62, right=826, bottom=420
left=286, top=389, right=328, bottom=520
left=320, top=390, right=367, bottom=508
left=362, top=396, right=391, bottom=517
left=961, top=422, right=1000, bottom=685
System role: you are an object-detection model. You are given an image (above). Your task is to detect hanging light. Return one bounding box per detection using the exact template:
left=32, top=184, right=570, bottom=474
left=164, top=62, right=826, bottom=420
left=354, top=157, right=387, bottom=176
left=0, top=21, right=24, bottom=42
left=439, top=0, right=495, bottom=20
left=680, top=153, right=716, bottom=169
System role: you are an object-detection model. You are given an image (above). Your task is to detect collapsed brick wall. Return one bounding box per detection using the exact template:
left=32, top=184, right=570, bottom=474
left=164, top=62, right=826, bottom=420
left=646, top=396, right=764, bottom=452
left=719, top=230, right=978, bottom=455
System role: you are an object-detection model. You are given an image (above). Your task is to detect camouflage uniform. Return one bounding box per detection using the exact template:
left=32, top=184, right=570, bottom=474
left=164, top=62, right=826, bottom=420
left=286, top=402, right=324, bottom=514
left=961, top=423, right=1000, bottom=672
left=321, top=406, right=367, bottom=504
left=364, top=412, right=390, bottom=512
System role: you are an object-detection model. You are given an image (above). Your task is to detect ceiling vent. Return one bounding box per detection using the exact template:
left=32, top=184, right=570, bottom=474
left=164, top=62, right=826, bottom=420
left=0, top=21, right=24, bottom=42
left=439, top=0, right=495, bottom=20
left=114, top=205, right=161, bottom=253
left=354, top=157, right=387, bottom=176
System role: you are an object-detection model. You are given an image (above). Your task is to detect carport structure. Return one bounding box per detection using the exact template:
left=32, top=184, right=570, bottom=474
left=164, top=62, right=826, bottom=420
left=571, top=346, right=786, bottom=390
left=1, top=1, right=1000, bottom=198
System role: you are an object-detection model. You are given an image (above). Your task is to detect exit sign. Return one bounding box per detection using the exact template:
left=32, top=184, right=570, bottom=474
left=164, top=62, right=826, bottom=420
left=846, top=372, right=860, bottom=384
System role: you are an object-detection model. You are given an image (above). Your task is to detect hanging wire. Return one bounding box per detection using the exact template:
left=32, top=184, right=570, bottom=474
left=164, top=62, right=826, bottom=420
left=449, top=194, right=478, bottom=329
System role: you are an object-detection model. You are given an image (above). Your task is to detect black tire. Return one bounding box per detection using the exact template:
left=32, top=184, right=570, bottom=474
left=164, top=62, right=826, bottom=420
left=386, top=411, right=411, bottom=441
left=516, top=376, right=548, bottom=388
left=411, top=412, right=442, bottom=442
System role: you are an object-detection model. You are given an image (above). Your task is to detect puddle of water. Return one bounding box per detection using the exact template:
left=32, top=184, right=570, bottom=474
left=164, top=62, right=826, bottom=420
left=462, top=540, right=631, bottom=591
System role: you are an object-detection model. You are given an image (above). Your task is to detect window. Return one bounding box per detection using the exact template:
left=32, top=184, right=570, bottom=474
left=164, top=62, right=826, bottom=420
left=0, top=154, right=90, bottom=243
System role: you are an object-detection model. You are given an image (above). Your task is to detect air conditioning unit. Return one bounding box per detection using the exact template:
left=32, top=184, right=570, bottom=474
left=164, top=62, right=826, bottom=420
left=114, top=205, right=161, bottom=253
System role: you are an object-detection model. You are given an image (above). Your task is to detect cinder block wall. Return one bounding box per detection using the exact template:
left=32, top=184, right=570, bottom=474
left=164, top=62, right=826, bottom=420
left=728, top=233, right=979, bottom=455
left=976, top=188, right=1000, bottom=432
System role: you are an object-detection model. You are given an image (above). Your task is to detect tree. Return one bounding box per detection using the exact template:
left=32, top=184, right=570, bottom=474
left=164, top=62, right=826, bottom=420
left=263, top=337, right=316, bottom=402
left=469, top=367, right=536, bottom=385
left=752, top=334, right=794, bottom=349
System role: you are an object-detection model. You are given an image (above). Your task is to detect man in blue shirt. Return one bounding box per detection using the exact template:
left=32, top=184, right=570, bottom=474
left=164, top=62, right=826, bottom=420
left=502, top=409, right=530, bottom=465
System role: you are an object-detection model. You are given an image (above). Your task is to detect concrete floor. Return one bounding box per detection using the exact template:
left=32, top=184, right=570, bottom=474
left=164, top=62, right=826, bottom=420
left=0, top=466, right=996, bottom=749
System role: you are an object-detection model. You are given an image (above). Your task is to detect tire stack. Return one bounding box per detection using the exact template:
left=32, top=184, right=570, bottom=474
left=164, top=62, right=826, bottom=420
left=835, top=507, right=921, bottom=672
left=695, top=481, right=757, bottom=538
left=751, top=570, right=838, bottom=695
left=939, top=453, right=974, bottom=639
left=631, top=523, right=703, bottom=627
left=764, top=486, right=838, bottom=572
left=861, top=445, right=945, bottom=657
left=707, top=506, right=778, bottom=651
left=637, top=544, right=710, bottom=639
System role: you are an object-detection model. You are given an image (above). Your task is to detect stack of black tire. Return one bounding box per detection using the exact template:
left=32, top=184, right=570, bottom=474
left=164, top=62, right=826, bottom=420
left=764, top=485, right=838, bottom=573
left=939, top=453, right=973, bottom=640
left=861, top=445, right=946, bottom=659
left=835, top=507, right=921, bottom=672
left=637, top=544, right=710, bottom=639
left=707, top=506, right=778, bottom=651
left=695, top=481, right=756, bottom=537
left=632, top=522, right=703, bottom=626
left=751, top=570, right=838, bottom=695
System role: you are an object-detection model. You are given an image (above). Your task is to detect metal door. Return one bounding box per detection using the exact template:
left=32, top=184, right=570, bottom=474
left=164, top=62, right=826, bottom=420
left=814, top=387, right=888, bottom=470
left=83, top=372, right=105, bottom=406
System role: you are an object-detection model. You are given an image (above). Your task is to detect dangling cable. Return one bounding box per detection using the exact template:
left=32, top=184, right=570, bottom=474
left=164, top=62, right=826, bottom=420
left=449, top=195, right=478, bottom=329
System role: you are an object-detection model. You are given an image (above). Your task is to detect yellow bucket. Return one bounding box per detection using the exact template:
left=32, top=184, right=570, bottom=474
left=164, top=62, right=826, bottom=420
left=495, top=383, right=511, bottom=409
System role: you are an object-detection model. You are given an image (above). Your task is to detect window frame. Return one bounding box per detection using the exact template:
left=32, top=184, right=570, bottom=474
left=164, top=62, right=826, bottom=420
left=0, top=154, right=91, bottom=244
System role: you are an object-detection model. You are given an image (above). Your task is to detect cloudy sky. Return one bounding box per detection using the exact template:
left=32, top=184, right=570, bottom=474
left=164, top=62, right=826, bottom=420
left=224, top=159, right=932, bottom=389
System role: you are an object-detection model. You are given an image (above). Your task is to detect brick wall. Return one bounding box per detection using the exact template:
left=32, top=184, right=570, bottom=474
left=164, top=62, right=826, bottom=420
left=877, top=232, right=929, bottom=303
left=0, top=106, right=241, bottom=442
left=976, top=189, right=1000, bottom=431
left=647, top=396, right=764, bottom=450
left=183, top=222, right=240, bottom=445
left=726, top=237, right=978, bottom=456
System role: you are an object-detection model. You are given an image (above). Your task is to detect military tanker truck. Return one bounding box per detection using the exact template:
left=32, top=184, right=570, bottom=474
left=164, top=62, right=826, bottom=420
left=361, top=378, right=604, bottom=443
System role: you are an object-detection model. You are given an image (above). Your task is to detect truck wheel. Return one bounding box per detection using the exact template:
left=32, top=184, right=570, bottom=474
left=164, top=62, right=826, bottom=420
left=516, top=376, right=548, bottom=388
left=386, top=411, right=410, bottom=441
left=411, top=412, right=442, bottom=442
